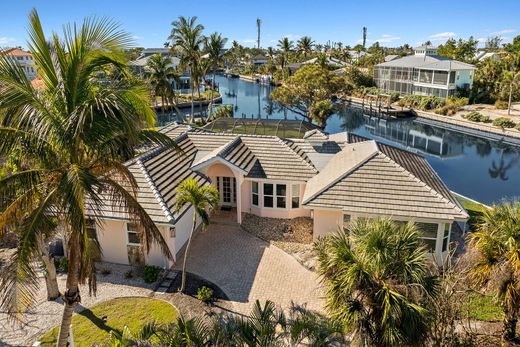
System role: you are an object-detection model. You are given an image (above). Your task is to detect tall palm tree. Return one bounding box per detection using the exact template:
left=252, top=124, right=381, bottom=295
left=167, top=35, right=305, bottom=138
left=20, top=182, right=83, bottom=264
left=466, top=200, right=520, bottom=343
left=277, top=37, right=294, bottom=76
left=0, top=10, right=177, bottom=347
left=297, top=36, right=314, bottom=59
left=315, top=218, right=439, bottom=346
left=146, top=53, right=179, bottom=113
left=205, top=32, right=228, bottom=116
left=501, top=70, right=520, bottom=116
left=169, top=16, right=205, bottom=117
left=174, top=178, right=219, bottom=293
left=256, top=18, right=262, bottom=49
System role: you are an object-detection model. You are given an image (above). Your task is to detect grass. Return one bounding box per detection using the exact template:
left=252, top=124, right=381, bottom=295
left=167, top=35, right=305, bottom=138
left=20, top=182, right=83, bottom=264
left=466, top=293, right=504, bottom=321
left=39, top=297, right=178, bottom=347
left=454, top=193, right=489, bottom=232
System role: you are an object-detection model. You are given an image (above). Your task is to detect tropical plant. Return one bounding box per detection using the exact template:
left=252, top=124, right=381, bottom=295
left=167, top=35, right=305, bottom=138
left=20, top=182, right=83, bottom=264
left=492, top=117, right=516, bottom=128
left=0, top=11, right=178, bottom=347
left=465, top=200, right=520, bottom=343
left=173, top=178, right=219, bottom=293
left=270, top=64, right=344, bottom=127
left=315, top=218, right=439, bottom=346
left=205, top=32, right=228, bottom=115
left=501, top=70, right=520, bottom=116
left=297, top=36, right=314, bottom=58
left=277, top=37, right=294, bottom=72
left=146, top=53, right=179, bottom=113
left=169, top=16, right=205, bottom=117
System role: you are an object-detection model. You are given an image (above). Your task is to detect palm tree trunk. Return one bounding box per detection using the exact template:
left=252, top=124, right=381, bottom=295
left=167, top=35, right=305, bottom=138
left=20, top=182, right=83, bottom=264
left=508, top=83, right=513, bottom=116
left=209, top=69, right=216, bottom=117
left=180, top=213, right=197, bottom=293
left=57, top=237, right=81, bottom=347
left=38, top=235, right=60, bottom=301
left=190, top=68, right=195, bottom=118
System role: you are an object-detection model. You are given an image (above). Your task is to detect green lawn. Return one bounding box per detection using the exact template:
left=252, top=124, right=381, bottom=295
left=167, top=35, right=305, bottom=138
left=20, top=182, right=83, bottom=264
left=454, top=193, right=490, bottom=232
left=39, top=297, right=178, bottom=347
left=466, top=293, right=503, bottom=321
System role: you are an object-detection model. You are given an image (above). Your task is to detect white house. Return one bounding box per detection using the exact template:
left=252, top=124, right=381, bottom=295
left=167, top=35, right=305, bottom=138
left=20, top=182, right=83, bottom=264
left=1, top=47, right=37, bottom=80
left=374, top=46, right=476, bottom=98
left=89, top=124, right=468, bottom=268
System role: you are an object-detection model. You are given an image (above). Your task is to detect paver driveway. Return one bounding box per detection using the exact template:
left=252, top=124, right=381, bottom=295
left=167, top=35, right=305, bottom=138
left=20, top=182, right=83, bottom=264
left=175, top=218, right=324, bottom=314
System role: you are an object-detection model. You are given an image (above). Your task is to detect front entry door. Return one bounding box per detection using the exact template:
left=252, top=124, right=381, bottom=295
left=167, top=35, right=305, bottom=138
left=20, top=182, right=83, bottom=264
left=217, top=176, right=236, bottom=206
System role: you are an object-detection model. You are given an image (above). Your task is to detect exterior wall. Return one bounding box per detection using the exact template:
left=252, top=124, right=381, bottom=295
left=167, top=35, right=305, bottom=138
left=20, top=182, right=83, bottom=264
left=96, top=219, right=130, bottom=265
left=312, top=209, right=343, bottom=239
left=172, top=206, right=201, bottom=261
left=455, top=70, right=474, bottom=89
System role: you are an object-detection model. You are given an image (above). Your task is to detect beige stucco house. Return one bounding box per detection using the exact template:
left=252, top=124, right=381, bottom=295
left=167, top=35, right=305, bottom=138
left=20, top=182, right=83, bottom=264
left=91, top=123, right=468, bottom=268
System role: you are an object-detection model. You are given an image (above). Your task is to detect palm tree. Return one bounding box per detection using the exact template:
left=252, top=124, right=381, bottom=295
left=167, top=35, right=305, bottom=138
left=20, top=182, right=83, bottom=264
left=315, top=218, right=439, bottom=346
left=297, top=36, right=314, bottom=59
left=169, top=16, right=205, bottom=117
left=174, top=178, right=219, bottom=293
left=0, top=10, right=177, bottom=347
left=466, top=200, right=520, bottom=343
left=256, top=18, right=262, bottom=49
left=146, top=53, right=179, bottom=113
left=205, top=32, right=228, bottom=116
left=501, top=70, right=520, bottom=116
left=277, top=37, right=294, bottom=77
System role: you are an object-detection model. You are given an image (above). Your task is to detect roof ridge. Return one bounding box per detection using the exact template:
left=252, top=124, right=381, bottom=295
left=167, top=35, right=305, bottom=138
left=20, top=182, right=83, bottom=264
left=377, top=151, right=467, bottom=217
left=136, top=157, right=175, bottom=222
left=275, top=137, right=318, bottom=173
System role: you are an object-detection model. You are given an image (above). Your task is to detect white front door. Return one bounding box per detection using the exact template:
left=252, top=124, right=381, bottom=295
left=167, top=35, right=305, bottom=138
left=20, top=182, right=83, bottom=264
left=217, top=176, right=236, bottom=206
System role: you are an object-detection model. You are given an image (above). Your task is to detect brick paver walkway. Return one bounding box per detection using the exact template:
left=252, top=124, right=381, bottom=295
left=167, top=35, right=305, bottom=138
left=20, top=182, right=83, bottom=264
left=175, top=218, right=324, bottom=315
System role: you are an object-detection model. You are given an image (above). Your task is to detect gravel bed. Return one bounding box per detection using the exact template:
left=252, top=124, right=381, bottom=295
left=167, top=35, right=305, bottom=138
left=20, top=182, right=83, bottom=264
left=0, top=262, right=156, bottom=346
left=241, top=213, right=317, bottom=271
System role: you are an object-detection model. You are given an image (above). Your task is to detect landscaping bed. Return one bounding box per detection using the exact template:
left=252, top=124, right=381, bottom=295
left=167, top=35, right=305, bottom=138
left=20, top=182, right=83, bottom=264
left=241, top=213, right=316, bottom=270
left=167, top=271, right=229, bottom=301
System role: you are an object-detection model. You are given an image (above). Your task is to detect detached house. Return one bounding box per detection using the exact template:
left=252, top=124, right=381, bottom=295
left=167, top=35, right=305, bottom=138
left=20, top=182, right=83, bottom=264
left=91, top=124, right=468, bottom=268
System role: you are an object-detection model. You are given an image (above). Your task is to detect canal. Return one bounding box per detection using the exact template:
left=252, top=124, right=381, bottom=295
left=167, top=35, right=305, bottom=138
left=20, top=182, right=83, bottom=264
left=161, top=75, right=520, bottom=205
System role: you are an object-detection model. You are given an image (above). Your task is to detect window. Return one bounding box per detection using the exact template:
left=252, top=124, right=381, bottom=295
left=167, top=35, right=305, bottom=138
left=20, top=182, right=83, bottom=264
left=343, top=214, right=351, bottom=227
left=442, top=223, right=451, bottom=252
left=252, top=181, right=259, bottom=206
left=416, top=222, right=438, bottom=252
left=127, top=223, right=140, bottom=245
left=291, top=184, right=300, bottom=208
left=263, top=183, right=273, bottom=208
left=276, top=184, right=286, bottom=208
left=169, top=227, right=176, bottom=238
left=86, top=219, right=97, bottom=240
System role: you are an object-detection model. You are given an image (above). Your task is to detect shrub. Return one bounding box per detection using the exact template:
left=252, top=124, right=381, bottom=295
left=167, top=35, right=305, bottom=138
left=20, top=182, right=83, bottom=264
left=463, top=111, right=490, bottom=123
left=516, top=123, right=520, bottom=131
left=389, top=92, right=400, bottom=103
left=492, top=117, right=516, bottom=128
left=212, top=104, right=233, bottom=119
left=124, top=270, right=134, bottom=279
left=100, top=267, right=112, bottom=276
left=197, top=286, right=214, bottom=304
left=143, top=265, right=161, bottom=283
left=58, top=257, right=68, bottom=272
left=495, top=100, right=509, bottom=110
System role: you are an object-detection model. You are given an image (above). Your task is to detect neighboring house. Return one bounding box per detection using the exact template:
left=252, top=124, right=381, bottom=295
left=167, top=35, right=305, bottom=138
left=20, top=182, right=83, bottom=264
left=384, top=54, right=400, bottom=62
left=129, top=48, right=184, bottom=89
left=288, top=56, right=351, bottom=75
left=474, top=50, right=501, bottom=61
left=1, top=47, right=37, bottom=80
left=348, top=50, right=371, bottom=62
left=90, top=124, right=468, bottom=268
left=374, top=46, right=476, bottom=98
left=251, top=54, right=268, bottom=66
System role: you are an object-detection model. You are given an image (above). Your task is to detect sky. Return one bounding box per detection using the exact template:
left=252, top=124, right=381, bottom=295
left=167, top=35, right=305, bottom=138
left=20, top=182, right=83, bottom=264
left=1, top=0, right=519, bottom=50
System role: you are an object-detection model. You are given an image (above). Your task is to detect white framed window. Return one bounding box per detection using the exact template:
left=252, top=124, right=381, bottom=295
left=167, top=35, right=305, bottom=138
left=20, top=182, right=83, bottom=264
left=276, top=184, right=286, bottom=208
left=416, top=222, right=438, bottom=252
left=442, top=223, right=451, bottom=252
left=252, top=181, right=259, bottom=206
left=343, top=214, right=351, bottom=227
left=86, top=219, right=97, bottom=240
left=291, top=184, right=300, bottom=209
left=263, top=183, right=273, bottom=208
left=126, top=222, right=141, bottom=245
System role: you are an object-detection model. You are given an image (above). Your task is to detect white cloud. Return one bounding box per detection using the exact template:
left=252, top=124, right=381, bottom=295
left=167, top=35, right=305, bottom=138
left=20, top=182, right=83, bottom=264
left=490, top=29, right=516, bottom=35
left=375, top=34, right=400, bottom=43
left=428, top=32, right=456, bottom=41
left=282, top=34, right=301, bottom=40
left=242, top=39, right=256, bottom=44
left=0, top=37, right=16, bottom=44
left=131, top=35, right=141, bottom=40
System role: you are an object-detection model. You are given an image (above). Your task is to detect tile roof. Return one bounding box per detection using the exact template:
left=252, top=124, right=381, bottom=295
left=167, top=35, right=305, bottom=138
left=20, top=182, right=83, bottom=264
left=303, top=140, right=468, bottom=221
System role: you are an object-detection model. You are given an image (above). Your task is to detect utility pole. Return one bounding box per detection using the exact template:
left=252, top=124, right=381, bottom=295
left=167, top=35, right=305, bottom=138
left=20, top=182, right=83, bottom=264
left=256, top=18, right=262, bottom=49
left=362, top=26, right=367, bottom=49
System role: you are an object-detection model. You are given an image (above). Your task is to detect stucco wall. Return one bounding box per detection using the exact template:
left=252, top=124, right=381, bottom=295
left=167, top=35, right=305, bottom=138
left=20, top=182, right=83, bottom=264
left=206, top=163, right=235, bottom=184
left=313, top=209, right=343, bottom=240
left=455, top=70, right=474, bottom=88
left=173, top=206, right=201, bottom=261
left=96, top=219, right=129, bottom=265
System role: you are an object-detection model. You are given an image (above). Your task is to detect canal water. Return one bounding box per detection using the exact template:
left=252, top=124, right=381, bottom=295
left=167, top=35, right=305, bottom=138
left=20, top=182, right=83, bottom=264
left=159, top=75, right=520, bottom=205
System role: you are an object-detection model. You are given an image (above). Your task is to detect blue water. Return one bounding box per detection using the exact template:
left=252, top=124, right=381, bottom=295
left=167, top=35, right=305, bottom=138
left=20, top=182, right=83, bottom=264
left=160, top=75, right=520, bottom=205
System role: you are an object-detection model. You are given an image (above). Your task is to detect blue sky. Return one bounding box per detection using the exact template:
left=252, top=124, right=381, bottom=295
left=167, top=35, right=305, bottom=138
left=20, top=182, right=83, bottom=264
left=1, top=0, right=519, bottom=49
